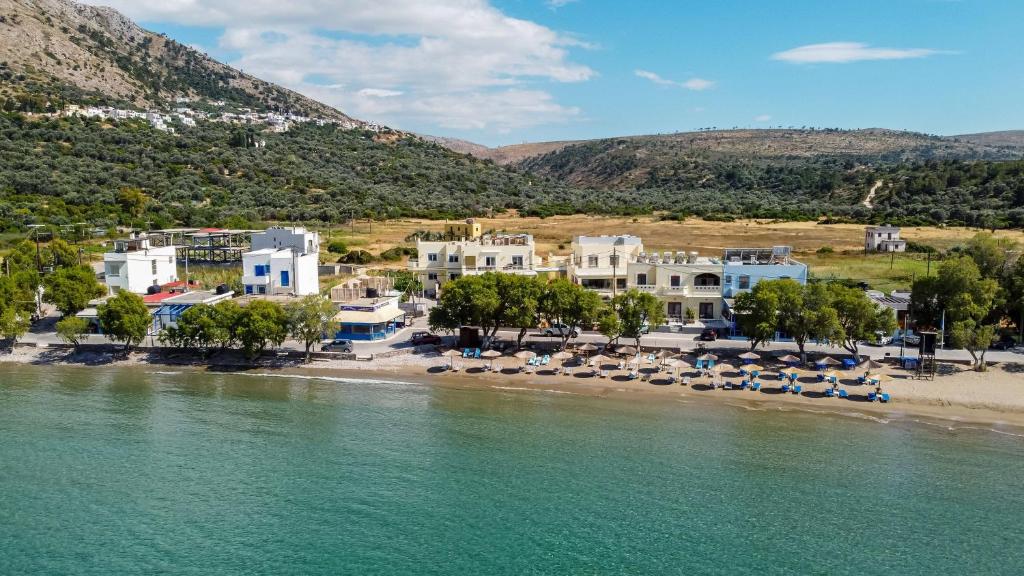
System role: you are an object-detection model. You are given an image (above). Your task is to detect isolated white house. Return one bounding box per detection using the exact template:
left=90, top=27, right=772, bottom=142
left=241, top=227, right=320, bottom=296
left=102, top=235, right=178, bottom=295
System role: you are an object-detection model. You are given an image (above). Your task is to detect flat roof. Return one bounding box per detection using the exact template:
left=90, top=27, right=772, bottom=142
left=333, top=308, right=405, bottom=325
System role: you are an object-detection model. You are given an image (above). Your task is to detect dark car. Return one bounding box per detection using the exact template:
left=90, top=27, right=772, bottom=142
left=991, top=337, right=1017, bottom=351
left=410, top=331, right=443, bottom=346
left=320, top=339, right=354, bottom=353
left=699, top=328, right=717, bottom=341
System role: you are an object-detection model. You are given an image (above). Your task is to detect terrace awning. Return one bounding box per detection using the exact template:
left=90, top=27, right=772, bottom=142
left=333, top=308, right=405, bottom=325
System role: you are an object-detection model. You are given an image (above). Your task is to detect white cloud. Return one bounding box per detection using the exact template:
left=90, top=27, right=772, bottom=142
left=772, top=42, right=940, bottom=64
left=80, top=0, right=593, bottom=134
left=634, top=70, right=715, bottom=91
left=754, top=114, right=771, bottom=122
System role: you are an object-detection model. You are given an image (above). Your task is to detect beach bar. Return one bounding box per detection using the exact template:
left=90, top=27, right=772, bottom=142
left=333, top=295, right=406, bottom=341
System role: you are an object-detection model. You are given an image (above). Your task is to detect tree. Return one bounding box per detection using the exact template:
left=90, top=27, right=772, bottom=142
left=210, top=300, right=242, bottom=351
left=962, top=233, right=1016, bottom=279
left=429, top=274, right=501, bottom=342
left=773, top=280, right=843, bottom=362
left=828, top=283, right=897, bottom=355
left=495, top=274, right=544, bottom=349
left=234, top=300, right=289, bottom=359
left=917, top=256, right=999, bottom=370
left=539, top=279, right=604, bottom=349
left=97, top=291, right=150, bottom=353
left=733, top=283, right=781, bottom=350
left=47, top=238, right=79, bottom=268
left=597, top=308, right=622, bottom=348
left=950, top=320, right=997, bottom=371
left=286, top=295, right=336, bottom=362
left=609, top=289, right=666, bottom=350
left=42, top=265, right=105, bottom=316
left=116, top=187, right=148, bottom=219
left=0, top=306, right=30, bottom=347
left=56, top=316, right=90, bottom=351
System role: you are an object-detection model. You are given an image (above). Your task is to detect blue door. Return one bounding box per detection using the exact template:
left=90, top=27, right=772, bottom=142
left=280, top=270, right=290, bottom=287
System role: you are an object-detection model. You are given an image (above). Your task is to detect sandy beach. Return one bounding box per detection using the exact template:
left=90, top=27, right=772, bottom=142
left=4, top=344, right=1024, bottom=430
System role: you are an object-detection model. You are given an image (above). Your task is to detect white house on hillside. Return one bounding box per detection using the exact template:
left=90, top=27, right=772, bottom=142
left=241, top=227, right=320, bottom=296
left=102, top=234, right=178, bottom=295
left=864, top=225, right=907, bottom=252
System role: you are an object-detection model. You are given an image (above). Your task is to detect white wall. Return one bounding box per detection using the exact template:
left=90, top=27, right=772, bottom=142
left=103, top=246, right=177, bottom=294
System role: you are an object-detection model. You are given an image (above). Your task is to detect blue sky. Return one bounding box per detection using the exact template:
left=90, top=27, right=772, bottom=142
left=86, top=0, right=1024, bottom=146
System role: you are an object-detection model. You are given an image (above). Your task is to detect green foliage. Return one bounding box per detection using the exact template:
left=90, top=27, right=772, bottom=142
left=538, top=278, right=605, bottom=348
left=379, top=246, right=416, bottom=262
left=950, top=320, right=997, bottom=371
left=42, top=265, right=105, bottom=315
left=159, top=304, right=225, bottom=354
left=339, top=250, right=375, bottom=265
left=904, top=241, right=937, bottom=254
left=234, top=300, right=288, bottom=358
left=55, top=315, right=90, bottom=350
left=326, top=240, right=348, bottom=255
left=733, top=284, right=781, bottom=350
left=816, top=246, right=834, bottom=254
left=494, top=274, right=545, bottom=348
left=609, top=289, right=666, bottom=349
left=285, top=295, right=336, bottom=361
left=97, top=291, right=150, bottom=352
left=0, top=305, right=30, bottom=344
left=429, top=274, right=501, bottom=340
left=827, top=283, right=898, bottom=355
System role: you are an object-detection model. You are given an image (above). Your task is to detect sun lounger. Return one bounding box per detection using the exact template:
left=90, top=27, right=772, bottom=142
left=565, top=367, right=573, bottom=376
left=792, top=385, right=802, bottom=394
left=777, top=372, right=786, bottom=380
left=880, top=393, right=891, bottom=403
left=541, top=355, right=550, bottom=365
left=682, top=376, right=691, bottom=386
left=667, top=376, right=676, bottom=384
left=462, top=348, right=471, bottom=358
left=492, top=364, right=502, bottom=373
left=856, top=376, right=866, bottom=384
left=739, top=380, right=749, bottom=389
left=867, top=391, right=878, bottom=402
left=627, top=371, right=639, bottom=380
left=781, top=384, right=790, bottom=393
left=474, top=348, right=482, bottom=359
left=751, top=381, right=761, bottom=391
left=708, top=360, right=716, bottom=370
left=600, top=370, right=609, bottom=378
left=824, top=387, right=835, bottom=397
left=451, top=363, right=461, bottom=372
left=838, top=389, right=849, bottom=399
left=695, top=360, right=705, bottom=370
left=646, top=353, right=656, bottom=363
left=816, top=373, right=825, bottom=382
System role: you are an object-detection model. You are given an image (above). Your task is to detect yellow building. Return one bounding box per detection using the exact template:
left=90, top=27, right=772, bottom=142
left=444, top=219, right=482, bottom=240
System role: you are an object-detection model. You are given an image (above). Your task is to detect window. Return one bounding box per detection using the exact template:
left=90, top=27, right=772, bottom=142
left=280, top=270, right=289, bottom=287
left=485, top=256, right=496, bottom=267
left=699, top=302, right=715, bottom=320
left=667, top=302, right=682, bottom=319
left=449, top=273, right=460, bottom=281
left=254, top=264, right=267, bottom=277
left=670, top=275, right=681, bottom=287
left=511, top=256, right=523, bottom=268
left=588, top=255, right=599, bottom=267
left=725, top=274, right=733, bottom=285
left=616, top=278, right=627, bottom=290
left=636, top=273, right=648, bottom=285
left=738, top=275, right=750, bottom=290
left=151, top=260, right=157, bottom=275
left=694, top=273, right=720, bottom=287
left=245, top=285, right=253, bottom=295
left=427, top=253, right=438, bottom=262
left=427, top=273, right=438, bottom=281
left=448, top=254, right=460, bottom=264
left=256, top=285, right=267, bottom=295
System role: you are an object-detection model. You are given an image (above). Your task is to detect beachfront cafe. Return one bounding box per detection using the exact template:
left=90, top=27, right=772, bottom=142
left=332, top=295, right=406, bottom=341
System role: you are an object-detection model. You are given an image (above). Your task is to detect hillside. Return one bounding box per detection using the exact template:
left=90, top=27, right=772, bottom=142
left=0, top=0, right=355, bottom=121
left=953, top=130, right=1024, bottom=149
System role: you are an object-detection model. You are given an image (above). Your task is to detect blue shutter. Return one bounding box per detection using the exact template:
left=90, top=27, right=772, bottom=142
left=280, top=270, right=289, bottom=287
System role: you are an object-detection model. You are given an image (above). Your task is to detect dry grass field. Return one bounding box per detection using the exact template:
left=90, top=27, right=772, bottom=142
left=320, top=214, right=1024, bottom=293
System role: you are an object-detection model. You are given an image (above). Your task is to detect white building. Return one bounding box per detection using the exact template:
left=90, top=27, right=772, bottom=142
left=241, top=227, right=320, bottom=296
left=409, top=233, right=537, bottom=297
left=569, top=235, right=644, bottom=297
left=102, top=234, right=178, bottom=295
left=865, top=225, right=907, bottom=252
left=625, top=251, right=725, bottom=324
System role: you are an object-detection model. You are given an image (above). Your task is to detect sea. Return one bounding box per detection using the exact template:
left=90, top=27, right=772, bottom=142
left=1, top=364, right=1022, bottom=575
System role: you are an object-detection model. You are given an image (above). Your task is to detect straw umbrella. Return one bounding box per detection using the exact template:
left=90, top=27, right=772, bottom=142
left=615, top=345, right=638, bottom=356
left=816, top=356, right=841, bottom=367
left=655, top=349, right=674, bottom=359
left=441, top=348, right=462, bottom=369
left=551, top=350, right=574, bottom=374
left=697, top=353, right=718, bottom=362
left=481, top=348, right=501, bottom=369
left=743, top=363, right=764, bottom=376
left=778, top=354, right=801, bottom=366
left=857, top=359, right=884, bottom=372
left=514, top=350, right=537, bottom=361
left=578, top=343, right=598, bottom=354
left=589, top=354, right=611, bottom=368
left=738, top=351, right=760, bottom=364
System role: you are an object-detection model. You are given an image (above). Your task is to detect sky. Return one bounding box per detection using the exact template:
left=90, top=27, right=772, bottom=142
left=81, top=0, right=1024, bottom=146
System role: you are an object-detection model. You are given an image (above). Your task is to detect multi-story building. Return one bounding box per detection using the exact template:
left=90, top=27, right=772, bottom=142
left=625, top=251, right=724, bottom=323
left=409, top=233, right=537, bottom=297
left=864, top=225, right=907, bottom=252
left=444, top=219, right=482, bottom=240
left=721, top=246, right=809, bottom=338
left=568, top=235, right=644, bottom=297
left=241, top=227, right=320, bottom=296
left=102, top=234, right=178, bottom=295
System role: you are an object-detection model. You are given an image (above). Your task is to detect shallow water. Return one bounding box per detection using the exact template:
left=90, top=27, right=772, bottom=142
left=1, top=364, right=1023, bottom=575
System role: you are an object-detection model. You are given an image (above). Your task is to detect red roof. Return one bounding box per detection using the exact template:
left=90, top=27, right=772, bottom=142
left=198, top=227, right=224, bottom=232
left=143, top=292, right=179, bottom=304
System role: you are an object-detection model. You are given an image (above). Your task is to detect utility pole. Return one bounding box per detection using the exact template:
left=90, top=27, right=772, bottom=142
left=926, top=252, right=931, bottom=276
left=611, top=246, right=618, bottom=298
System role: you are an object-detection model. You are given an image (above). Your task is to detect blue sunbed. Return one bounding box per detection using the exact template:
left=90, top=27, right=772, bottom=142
left=793, top=385, right=802, bottom=394
left=868, top=392, right=878, bottom=402
left=777, top=372, right=787, bottom=381
left=781, top=384, right=791, bottom=393
left=824, top=388, right=835, bottom=397
left=708, top=360, right=716, bottom=370
left=724, top=382, right=733, bottom=390
left=474, top=348, right=481, bottom=359
left=751, top=381, right=761, bottom=391
left=838, top=389, right=849, bottom=399
left=740, top=379, right=749, bottom=389
left=541, top=355, right=550, bottom=365
left=880, top=393, right=891, bottom=403
left=695, top=360, right=705, bottom=370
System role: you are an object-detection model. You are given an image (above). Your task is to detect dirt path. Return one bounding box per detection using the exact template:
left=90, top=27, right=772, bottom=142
left=862, top=179, right=883, bottom=208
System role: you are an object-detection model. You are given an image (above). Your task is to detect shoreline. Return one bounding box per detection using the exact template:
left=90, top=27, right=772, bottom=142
left=4, top=345, right=1024, bottom=431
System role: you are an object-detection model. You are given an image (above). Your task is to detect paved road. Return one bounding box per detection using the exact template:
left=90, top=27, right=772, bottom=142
left=18, top=307, right=1023, bottom=364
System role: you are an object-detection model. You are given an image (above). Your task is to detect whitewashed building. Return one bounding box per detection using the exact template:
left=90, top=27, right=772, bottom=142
left=569, top=235, right=645, bottom=297
left=864, top=225, right=907, bottom=252
left=410, top=233, right=537, bottom=297
left=102, top=234, right=178, bottom=295
left=241, top=227, right=320, bottom=296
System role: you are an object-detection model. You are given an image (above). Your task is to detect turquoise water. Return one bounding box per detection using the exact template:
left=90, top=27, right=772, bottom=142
left=1, top=365, right=1023, bottom=575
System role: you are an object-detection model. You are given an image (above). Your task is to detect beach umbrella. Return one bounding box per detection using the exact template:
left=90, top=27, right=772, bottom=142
left=663, top=358, right=688, bottom=369
left=778, top=354, right=801, bottom=364
left=551, top=351, right=573, bottom=360
left=654, top=349, right=674, bottom=359
left=857, top=359, right=884, bottom=371
left=577, top=343, right=598, bottom=352
left=480, top=350, right=502, bottom=358
left=738, top=351, right=761, bottom=360
left=442, top=348, right=462, bottom=368
left=816, top=356, right=841, bottom=367
left=713, top=362, right=734, bottom=373
left=743, top=363, right=764, bottom=374
left=615, top=345, right=638, bottom=355
left=698, top=353, right=718, bottom=362
left=514, top=350, right=537, bottom=360
left=589, top=354, right=611, bottom=367
left=870, top=373, right=892, bottom=384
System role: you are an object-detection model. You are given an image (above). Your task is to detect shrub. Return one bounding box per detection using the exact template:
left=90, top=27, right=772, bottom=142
left=816, top=246, right=834, bottom=254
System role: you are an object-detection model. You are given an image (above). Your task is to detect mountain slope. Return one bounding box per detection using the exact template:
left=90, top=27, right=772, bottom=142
left=0, top=0, right=355, bottom=121
left=953, top=130, right=1024, bottom=149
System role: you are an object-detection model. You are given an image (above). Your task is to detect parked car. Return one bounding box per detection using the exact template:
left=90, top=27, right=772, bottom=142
left=991, top=337, right=1017, bottom=351
left=543, top=323, right=579, bottom=338
left=873, top=331, right=894, bottom=346
left=903, top=334, right=921, bottom=347
left=698, top=328, right=717, bottom=341
left=410, top=331, right=443, bottom=346
left=320, top=339, right=354, bottom=353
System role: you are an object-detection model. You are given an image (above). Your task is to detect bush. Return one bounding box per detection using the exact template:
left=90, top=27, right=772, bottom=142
left=905, top=241, right=938, bottom=254
left=326, top=240, right=348, bottom=254
left=816, top=246, right=834, bottom=254
left=340, top=250, right=374, bottom=265
left=379, top=246, right=416, bottom=262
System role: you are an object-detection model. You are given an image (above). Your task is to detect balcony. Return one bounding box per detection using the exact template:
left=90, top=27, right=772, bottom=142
left=635, top=285, right=657, bottom=292
left=693, top=284, right=722, bottom=293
